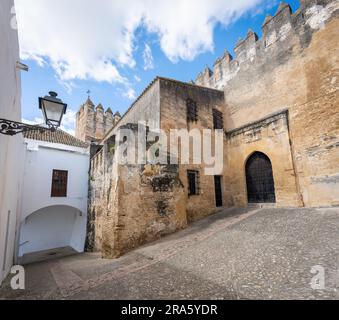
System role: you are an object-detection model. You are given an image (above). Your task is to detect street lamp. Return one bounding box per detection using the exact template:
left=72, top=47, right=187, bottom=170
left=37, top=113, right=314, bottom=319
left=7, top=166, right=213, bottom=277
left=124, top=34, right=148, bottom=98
left=39, top=91, right=67, bottom=130
left=0, top=91, right=67, bottom=136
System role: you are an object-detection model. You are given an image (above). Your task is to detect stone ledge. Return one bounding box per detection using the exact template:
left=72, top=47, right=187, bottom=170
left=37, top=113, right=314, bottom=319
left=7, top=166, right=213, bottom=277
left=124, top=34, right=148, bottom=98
left=226, top=109, right=289, bottom=138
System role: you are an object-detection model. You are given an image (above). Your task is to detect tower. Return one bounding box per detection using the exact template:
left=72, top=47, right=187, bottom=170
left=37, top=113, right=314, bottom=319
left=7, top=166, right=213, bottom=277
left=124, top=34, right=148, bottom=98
left=75, top=97, right=121, bottom=144
left=75, top=97, right=95, bottom=143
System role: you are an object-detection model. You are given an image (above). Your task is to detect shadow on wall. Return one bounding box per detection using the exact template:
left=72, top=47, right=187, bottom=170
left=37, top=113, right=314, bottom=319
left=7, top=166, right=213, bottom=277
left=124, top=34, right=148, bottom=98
left=18, top=205, right=87, bottom=264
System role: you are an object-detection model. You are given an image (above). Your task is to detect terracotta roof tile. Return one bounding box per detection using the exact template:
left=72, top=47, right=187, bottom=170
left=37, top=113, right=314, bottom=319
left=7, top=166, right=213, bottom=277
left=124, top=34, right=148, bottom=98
left=23, top=128, right=89, bottom=149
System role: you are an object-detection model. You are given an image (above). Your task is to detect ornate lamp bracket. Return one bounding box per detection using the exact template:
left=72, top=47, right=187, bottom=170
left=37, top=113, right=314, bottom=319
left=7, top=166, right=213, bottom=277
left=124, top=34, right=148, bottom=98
left=0, top=118, right=53, bottom=136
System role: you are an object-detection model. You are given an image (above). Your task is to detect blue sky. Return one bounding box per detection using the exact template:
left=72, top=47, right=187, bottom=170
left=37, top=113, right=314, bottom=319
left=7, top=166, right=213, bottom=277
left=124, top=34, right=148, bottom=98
left=16, top=0, right=300, bottom=134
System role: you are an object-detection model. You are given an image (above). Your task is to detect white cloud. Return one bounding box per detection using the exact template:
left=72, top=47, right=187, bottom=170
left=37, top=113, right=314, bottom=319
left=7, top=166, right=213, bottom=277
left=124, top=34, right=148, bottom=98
left=61, top=126, right=75, bottom=136
left=123, top=88, right=137, bottom=100
left=22, top=118, right=44, bottom=126
left=56, top=78, right=78, bottom=95
left=60, top=109, right=77, bottom=135
left=143, top=43, right=154, bottom=71
left=142, top=0, right=264, bottom=62
left=15, top=0, right=136, bottom=84
left=134, top=75, right=141, bottom=82
left=15, top=0, right=266, bottom=82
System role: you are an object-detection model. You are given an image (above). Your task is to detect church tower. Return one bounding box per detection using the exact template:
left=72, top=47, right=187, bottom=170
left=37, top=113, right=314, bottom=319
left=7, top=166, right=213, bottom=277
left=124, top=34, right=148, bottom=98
left=75, top=97, right=121, bottom=144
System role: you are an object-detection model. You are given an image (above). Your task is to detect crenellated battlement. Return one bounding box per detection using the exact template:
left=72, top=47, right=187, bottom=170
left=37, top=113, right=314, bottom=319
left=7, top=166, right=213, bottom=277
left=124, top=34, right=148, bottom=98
left=234, top=29, right=259, bottom=64
left=75, top=98, right=122, bottom=143
left=195, top=0, right=338, bottom=90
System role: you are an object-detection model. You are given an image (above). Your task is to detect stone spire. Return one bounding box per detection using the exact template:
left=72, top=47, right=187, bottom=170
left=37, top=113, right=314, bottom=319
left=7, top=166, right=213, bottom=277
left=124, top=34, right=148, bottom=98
left=84, top=97, right=95, bottom=108
left=276, top=2, right=289, bottom=15
left=106, top=107, right=113, bottom=114
left=96, top=103, right=104, bottom=111
left=262, top=15, right=272, bottom=26
left=113, top=112, right=122, bottom=125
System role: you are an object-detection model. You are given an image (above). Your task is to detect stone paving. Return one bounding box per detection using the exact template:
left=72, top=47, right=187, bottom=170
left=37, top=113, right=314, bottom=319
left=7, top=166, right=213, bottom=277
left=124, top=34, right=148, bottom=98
left=0, top=207, right=338, bottom=300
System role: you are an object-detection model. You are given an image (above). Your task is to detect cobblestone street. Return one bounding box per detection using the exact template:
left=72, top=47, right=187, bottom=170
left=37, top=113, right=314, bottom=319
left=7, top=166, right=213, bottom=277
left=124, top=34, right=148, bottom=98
left=0, top=207, right=338, bottom=300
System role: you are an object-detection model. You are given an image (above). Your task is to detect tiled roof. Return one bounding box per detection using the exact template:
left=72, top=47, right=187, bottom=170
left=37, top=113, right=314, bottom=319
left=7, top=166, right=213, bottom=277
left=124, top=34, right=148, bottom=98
left=23, top=128, right=89, bottom=148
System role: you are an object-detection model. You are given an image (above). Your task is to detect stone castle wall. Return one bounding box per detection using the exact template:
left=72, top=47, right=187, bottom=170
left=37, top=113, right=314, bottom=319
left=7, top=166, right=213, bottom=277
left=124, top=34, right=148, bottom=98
left=86, top=82, right=172, bottom=257
left=225, top=111, right=304, bottom=208
left=203, top=0, right=339, bottom=208
left=85, top=0, right=339, bottom=258
left=159, top=79, right=226, bottom=222
left=87, top=79, right=227, bottom=257
left=195, top=0, right=338, bottom=92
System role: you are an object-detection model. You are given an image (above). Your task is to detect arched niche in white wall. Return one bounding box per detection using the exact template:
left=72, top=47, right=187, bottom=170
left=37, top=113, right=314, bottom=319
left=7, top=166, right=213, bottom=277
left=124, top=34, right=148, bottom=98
left=18, top=205, right=87, bottom=261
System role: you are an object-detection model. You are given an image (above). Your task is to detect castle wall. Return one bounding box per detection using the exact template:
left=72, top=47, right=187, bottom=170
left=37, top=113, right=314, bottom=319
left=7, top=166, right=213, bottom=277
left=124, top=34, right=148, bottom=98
left=107, top=163, right=187, bottom=258
left=75, top=103, right=96, bottom=143
left=86, top=148, right=104, bottom=252
left=159, top=79, right=227, bottom=222
left=88, top=81, right=175, bottom=258
left=86, top=0, right=339, bottom=260
left=88, top=79, right=228, bottom=257
left=75, top=106, right=87, bottom=141
left=196, top=0, right=339, bottom=207
left=225, top=111, right=303, bottom=207
left=95, top=106, right=104, bottom=141
left=102, top=80, right=161, bottom=140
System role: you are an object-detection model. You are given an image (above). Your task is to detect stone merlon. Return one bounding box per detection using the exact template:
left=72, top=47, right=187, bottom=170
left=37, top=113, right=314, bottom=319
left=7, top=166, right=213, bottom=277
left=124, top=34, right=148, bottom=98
left=194, top=0, right=337, bottom=90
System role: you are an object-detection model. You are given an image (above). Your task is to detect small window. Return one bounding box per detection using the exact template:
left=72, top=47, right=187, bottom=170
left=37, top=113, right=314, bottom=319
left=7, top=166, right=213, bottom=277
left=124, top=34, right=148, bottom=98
left=187, top=98, right=198, bottom=122
left=187, top=170, right=200, bottom=196
left=107, top=135, right=116, bottom=156
left=213, top=109, right=224, bottom=130
left=51, top=170, right=68, bottom=197
left=214, top=175, right=223, bottom=207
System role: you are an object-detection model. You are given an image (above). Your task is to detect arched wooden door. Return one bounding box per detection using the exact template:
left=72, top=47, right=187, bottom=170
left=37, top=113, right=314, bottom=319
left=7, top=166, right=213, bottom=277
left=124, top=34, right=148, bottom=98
left=246, top=152, right=276, bottom=203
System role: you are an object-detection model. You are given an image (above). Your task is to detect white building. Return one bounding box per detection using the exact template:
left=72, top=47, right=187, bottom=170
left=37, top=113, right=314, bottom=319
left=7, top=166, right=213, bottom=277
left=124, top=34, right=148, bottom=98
left=18, top=130, right=90, bottom=264
left=0, top=0, right=25, bottom=285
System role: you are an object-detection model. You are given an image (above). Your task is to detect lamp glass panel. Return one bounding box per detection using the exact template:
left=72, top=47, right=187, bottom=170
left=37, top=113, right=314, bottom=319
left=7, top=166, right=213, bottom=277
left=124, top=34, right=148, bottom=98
left=43, top=100, right=64, bottom=123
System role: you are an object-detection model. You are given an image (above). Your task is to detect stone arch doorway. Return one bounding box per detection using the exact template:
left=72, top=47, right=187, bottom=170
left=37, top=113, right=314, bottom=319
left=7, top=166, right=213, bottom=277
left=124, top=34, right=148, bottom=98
left=245, top=152, right=276, bottom=203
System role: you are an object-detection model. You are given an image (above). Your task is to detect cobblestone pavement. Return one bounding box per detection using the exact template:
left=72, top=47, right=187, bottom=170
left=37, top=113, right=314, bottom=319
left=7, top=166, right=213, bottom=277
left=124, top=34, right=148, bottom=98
left=0, top=207, right=338, bottom=300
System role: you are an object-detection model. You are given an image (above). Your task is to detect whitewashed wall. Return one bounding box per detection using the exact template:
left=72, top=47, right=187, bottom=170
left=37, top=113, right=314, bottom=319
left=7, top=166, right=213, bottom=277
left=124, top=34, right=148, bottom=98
left=19, top=140, right=89, bottom=260
left=19, top=206, right=86, bottom=257
left=0, top=0, right=24, bottom=285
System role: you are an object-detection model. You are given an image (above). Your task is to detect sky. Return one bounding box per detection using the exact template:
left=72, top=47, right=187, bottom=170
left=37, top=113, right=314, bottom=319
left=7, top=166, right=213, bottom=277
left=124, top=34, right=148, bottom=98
left=14, top=0, right=300, bottom=135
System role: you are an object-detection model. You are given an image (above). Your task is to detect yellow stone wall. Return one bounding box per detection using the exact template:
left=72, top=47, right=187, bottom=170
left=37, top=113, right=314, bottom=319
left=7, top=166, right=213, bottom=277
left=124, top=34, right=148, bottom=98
left=225, top=112, right=303, bottom=207
left=86, top=0, right=339, bottom=259
left=223, top=16, right=339, bottom=208
left=159, top=79, right=227, bottom=222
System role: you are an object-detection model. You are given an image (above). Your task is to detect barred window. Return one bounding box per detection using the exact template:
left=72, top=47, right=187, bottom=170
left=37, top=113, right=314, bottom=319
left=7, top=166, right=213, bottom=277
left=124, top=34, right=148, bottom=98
left=51, top=170, right=68, bottom=197
left=187, top=170, right=200, bottom=196
left=186, top=98, right=198, bottom=122
left=213, top=109, right=224, bottom=130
